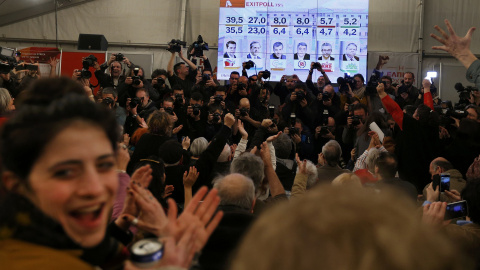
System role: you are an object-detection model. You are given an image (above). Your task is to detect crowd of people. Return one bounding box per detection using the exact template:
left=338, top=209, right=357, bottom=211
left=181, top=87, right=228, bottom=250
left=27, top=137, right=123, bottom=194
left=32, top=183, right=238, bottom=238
left=1, top=20, right=480, bottom=270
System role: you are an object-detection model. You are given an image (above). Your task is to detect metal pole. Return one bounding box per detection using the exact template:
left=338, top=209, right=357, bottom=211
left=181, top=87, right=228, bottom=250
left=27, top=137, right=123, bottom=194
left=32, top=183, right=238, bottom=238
left=418, top=0, right=424, bottom=81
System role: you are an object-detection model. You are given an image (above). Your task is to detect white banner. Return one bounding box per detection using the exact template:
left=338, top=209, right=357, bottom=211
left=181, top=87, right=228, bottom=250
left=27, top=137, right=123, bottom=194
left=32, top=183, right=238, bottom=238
left=367, top=52, right=420, bottom=87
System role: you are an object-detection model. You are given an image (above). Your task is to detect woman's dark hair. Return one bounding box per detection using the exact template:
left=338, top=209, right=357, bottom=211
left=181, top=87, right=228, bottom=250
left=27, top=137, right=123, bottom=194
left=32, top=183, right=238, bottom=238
left=357, top=112, right=388, bottom=138
left=15, top=77, right=86, bottom=109
left=133, top=156, right=167, bottom=208
left=353, top=74, right=365, bottom=83
left=416, top=104, right=440, bottom=128
left=0, top=93, right=119, bottom=181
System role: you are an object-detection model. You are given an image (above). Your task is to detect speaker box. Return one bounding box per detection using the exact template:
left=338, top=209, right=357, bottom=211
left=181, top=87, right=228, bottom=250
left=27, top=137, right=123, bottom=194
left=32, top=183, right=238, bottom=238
left=77, top=34, right=108, bottom=51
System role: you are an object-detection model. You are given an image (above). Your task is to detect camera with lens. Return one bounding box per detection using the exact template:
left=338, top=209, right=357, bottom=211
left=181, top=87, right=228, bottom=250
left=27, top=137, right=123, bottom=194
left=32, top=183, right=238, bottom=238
left=191, top=35, right=209, bottom=57
left=132, top=67, right=142, bottom=86
left=244, top=60, right=255, bottom=69
left=102, top=97, right=115, bottom=107
left=322, top=92, right=331, bottom=101
left=129, top=97, right=141, bottom=108
left=237, top=82, right=247, bottom=92
left=312, top=62, right=322, bottom=70
left=153, top=77, right=165, bottom=88
left=167, top=39, right=187, bottom=53
left=115, top=53, right=125, bottom=62
left=165, top=107, right=174, bottom=115
left=212, top=112, right=221, bottom=123
left=174, top=94, right=183, bottom=104
left=240, top=108, right=249, bottom=117
left=365, top=72, right=381, bottom=96
left=192, top=104, right=201, bottom=116
left=214, top=95, right=223, bottom=104
left=80, top=54, right=98, bottom=79
left=337, top=73, right=355, bottom=93
left=260, top=70, right=271, bottom=80
left=295, top=91, right=305, bottom=101
left=202, top=73, right=211, bottom=83
left=352, top=115, right=361, bottom=126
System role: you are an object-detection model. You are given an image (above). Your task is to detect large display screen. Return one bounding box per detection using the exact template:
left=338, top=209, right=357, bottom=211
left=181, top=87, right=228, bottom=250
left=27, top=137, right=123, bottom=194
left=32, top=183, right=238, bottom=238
left=217, top=0, right=369, bottom=82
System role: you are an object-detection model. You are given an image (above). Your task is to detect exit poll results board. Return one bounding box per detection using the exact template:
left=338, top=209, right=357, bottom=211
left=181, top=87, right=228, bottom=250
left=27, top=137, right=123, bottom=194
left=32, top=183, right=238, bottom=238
left=217, top=0, right=369, bottom=82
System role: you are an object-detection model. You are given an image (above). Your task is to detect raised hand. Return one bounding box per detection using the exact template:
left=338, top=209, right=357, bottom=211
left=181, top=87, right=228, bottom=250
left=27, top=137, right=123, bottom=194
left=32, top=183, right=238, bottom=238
left=431, top=19, right=477, bottom=69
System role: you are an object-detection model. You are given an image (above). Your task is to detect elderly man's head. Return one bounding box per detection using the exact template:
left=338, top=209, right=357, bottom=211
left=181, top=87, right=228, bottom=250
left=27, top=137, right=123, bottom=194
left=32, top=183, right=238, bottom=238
left=230, top=152, right=264, bottom=196
left=213, top=173, right=256, bottom=212
left=321, top=140, right=342, bottom=167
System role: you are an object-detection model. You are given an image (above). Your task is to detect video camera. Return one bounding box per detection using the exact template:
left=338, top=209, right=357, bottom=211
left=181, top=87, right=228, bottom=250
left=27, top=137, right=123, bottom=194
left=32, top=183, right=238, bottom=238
left=167, top=39, right=187, bottom=53
left=81, top=54, right=98, bottom=79
left=454, top=82, right=477, bottom=107
left=191, top=35, right=209, bottom=57
left=337, top=73, right=355, bottom=93
left=0, top=47, right=18, bottom=74
left=365, top=72, right=382, bottom=97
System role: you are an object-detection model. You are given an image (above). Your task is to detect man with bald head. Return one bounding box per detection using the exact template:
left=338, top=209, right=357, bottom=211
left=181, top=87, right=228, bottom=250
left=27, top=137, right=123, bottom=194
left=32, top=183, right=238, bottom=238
left=422, top=157, right=467, bottom=203
left=228, top=76, right=250, bottom=106
left=235, top=98, right=262, bottom=138
left=199, top=173, right=256, bottom=270
left=316, top=84, right=341, bottom=126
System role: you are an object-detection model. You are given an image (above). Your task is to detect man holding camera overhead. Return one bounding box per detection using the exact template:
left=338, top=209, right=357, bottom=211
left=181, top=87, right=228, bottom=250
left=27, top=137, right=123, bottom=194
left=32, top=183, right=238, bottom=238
left=167, top=49, right=197, bottom=98
left=94, top=53, right=132, bottom=88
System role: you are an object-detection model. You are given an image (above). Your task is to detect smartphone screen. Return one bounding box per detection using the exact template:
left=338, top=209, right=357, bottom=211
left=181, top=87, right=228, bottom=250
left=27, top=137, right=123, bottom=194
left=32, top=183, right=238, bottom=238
left=440, top=174, right=450, bottom=192
left=444, top=200, right=468, bottom=220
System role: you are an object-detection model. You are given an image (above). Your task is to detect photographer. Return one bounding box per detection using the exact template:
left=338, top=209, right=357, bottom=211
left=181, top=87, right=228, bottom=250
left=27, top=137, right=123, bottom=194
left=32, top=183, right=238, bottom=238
left=282, top=82, right=317, bottom=132
left=186, top=92, right=207, bottom=140
left=150, top=69, right=170, bottom=103
left=284, top=118, right=315, bottom=162
left=205, top=105, right=224, bottom=141
left=346, top=74, right=369, bottom=108
left=314, top=117, right=338, bottom=155
left=170, top=86, right=189, bottom=140
left=342, top=103, right=368, bottom=149
left=250, top=84, right=272, bottom=121
left=209, top=86, right=236, bottom=115
left=124, top=88, right=158, bottom=136
left=94, top=53, right=132, bottom=88
left=234, top=98, right=262, bottom=140
left=306, top=62, right=331, bottom=95
left=274, top=74, right=298, bottom=104
left=315, top=84, right=341, bottom=123
left=99, top=87, right=127, bottom=126
left=117, top=65, right=154, bottom=108
left=167, top=50, right=197, bottom=98
left=192, top=68, right=218, bottom=103
left=228, top=76, right=250, bottom=106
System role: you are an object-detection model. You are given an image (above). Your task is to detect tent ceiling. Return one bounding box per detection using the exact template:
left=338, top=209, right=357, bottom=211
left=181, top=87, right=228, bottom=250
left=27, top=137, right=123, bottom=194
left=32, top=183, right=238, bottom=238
left=0, top=0, right=94, bottom=27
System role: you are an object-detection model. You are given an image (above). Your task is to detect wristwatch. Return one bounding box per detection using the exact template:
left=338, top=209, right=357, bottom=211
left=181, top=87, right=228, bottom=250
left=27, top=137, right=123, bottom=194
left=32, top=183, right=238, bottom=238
left=132, top=114, right=138, bottom=118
